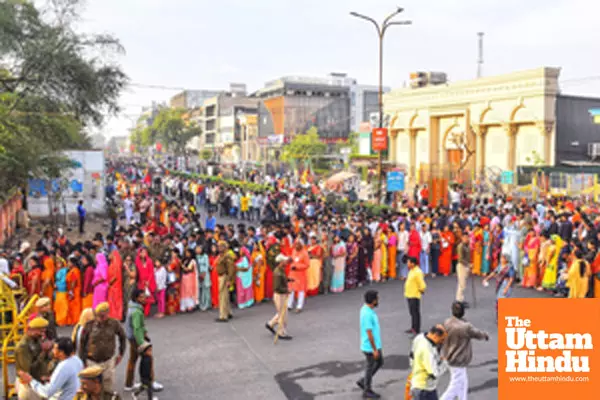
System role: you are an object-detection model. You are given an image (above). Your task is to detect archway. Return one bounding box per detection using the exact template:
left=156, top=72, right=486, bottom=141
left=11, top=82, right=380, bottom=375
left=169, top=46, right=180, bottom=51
left=442, top=122, right=468, bottom=169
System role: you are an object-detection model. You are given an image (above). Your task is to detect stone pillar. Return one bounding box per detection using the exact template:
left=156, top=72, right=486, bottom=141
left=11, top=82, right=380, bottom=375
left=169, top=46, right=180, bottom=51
left=536, top=120, right=554, bottom=165
left=390, top=130, right=399, bottom=163
left=429, top=117, right=440, bottom=166
left=504, top=123, right=517, bottom=171
left=475, top=125, right=488, bottom=175
left=409, top=129, right=417, bottom=181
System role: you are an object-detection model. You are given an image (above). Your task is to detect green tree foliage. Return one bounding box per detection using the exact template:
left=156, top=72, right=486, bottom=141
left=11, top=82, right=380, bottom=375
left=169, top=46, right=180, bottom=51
left=200, top=149, right=213, bottom=160
left=281, top=127, right=326, bottom=162
left=149, top=108, right=202, bottom=156
left=0, top=0, right=127, bottom=197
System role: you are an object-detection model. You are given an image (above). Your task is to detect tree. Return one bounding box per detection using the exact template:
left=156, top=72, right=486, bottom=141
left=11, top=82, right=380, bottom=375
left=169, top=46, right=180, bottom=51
left=447, top=129, right=475, bottom=172
left=334, top=131, right=360, bottom=155
left=525, top=150, right=545, bottom=166
left=281, top=126, right=326, bottom=162
left=150, top=108, right=202, bottom=157
left=200, top=149, right=213, bottom=160
left=0, top=0, right=127, bottom=198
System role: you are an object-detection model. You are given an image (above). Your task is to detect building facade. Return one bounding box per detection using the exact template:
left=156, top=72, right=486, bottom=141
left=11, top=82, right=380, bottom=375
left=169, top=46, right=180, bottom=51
left=384, top=67, right=560, bottom=180
left=555, top=95, right=600, bottom=164
left=170, top=90, right=223, bottom=109
left=254, top=76, right=351, bottom=140
left=200, top=84, right=259, bottom=162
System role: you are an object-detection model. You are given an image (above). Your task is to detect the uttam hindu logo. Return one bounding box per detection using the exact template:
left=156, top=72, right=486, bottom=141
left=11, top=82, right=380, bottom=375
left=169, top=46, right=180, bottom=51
left=504, top=315, right=592, bottom=373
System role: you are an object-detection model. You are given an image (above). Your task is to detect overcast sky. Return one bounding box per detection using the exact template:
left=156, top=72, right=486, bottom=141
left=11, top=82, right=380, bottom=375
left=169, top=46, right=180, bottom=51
left=79, top=0, right=600, bottom=139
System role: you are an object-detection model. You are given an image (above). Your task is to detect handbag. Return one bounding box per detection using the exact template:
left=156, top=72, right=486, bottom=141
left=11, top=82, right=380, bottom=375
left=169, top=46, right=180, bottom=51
left=167, top=272, right=177, bottom=284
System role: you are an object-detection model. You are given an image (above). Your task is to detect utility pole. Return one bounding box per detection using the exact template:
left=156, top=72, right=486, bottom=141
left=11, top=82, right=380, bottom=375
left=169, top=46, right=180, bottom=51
left=350, top=8, right=412, bottom=204
left=477, top=32, right=484, bottom=78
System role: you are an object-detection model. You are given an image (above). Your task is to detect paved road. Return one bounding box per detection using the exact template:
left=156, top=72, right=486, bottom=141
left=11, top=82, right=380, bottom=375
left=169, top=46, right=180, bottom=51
left=54, top=274, right=548, bottom=400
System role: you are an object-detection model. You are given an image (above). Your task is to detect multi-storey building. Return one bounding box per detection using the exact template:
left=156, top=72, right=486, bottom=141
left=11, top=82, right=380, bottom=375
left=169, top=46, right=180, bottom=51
left=170, top=90, right=222, bottom=109
left=253, top=76, right=351, bottom=142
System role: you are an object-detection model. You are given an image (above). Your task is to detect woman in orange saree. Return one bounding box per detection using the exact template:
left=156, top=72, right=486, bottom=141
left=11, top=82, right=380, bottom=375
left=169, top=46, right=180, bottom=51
left=471, top=225, right=483, bottom=276
left=53, top=257, right=69, bottom=326
left=522, top=229, right=540, bottom=288
left=108, top=250, right=124, bottom=320
left=66, top=257, right=82, bottom=326
left=387, top=229, right=398, bottom=280
left=252, top=244, right=266, bottom=303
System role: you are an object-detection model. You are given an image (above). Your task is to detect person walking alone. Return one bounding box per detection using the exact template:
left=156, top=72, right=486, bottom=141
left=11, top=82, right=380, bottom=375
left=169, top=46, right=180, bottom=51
left=356, top=290, right=383, bottom=399
left=77, top=200, right=86, bottom=235
left=456, top=234, right=472, bottom=308
left=440, top=302, right=489, bottom=400
left=405, top=256, right=427, bottom=335
left=265, top=255, right=293, bottom=340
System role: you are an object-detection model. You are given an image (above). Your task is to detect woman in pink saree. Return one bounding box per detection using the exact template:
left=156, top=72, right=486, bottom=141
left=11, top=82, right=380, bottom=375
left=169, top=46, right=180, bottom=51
left=92, top=253, right=109, bottom=308
left=108, top=250, right=124, bottom=320
left=136, top=247, right=157, bottom=316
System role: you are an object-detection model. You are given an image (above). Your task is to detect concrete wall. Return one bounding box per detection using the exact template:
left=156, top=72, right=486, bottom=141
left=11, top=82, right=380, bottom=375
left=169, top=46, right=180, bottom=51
left=28, top=151, right=105, bottom=217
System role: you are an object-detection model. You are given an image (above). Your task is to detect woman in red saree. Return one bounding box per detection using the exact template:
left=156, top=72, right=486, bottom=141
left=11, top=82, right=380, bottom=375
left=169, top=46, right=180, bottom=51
left=108, top=250, right=124, bottom=320
left=66, top=257, right=81, bottom=326
left=407, top=224, right=421, bottom=263
left=209, top=244, right=220, bottom=308
left=136, top=247, right=157, bottom=316
left=439, top=225, right=454, bottom=276
left=166, top=248, right=181, bottom=315
left=26, top=258, right=42, bottom=298
left=81, top=254, right=95, bottom=311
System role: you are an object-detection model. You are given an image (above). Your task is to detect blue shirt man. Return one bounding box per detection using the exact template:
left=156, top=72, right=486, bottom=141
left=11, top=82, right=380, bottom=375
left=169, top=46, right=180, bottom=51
left=77, top=200, right=86, bottom=234
left=205, top=213, right=217, bottom=231
left=358, top=290, right=383, bottom=398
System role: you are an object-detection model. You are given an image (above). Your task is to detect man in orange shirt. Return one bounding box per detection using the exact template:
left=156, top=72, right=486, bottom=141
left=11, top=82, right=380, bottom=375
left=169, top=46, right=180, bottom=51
left=287, top=239, right=310, bottom=313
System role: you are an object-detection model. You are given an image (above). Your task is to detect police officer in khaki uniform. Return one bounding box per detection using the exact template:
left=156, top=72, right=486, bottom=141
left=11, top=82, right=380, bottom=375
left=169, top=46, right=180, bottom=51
left=33, top=297, right=57, bottom=341
left=215, top=241, right=235, bottom=322
left=15, top=317, right=52, bottom=400
left=78, top=302, right=127, bottom=393
left=73, top=366, right=121, bottom=400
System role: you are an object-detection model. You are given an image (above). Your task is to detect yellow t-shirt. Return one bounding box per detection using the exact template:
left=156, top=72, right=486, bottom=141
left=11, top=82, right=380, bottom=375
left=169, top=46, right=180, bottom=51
left=405, top=267, right=426, bottom=299
left=240, top=196, right=249, bottom=211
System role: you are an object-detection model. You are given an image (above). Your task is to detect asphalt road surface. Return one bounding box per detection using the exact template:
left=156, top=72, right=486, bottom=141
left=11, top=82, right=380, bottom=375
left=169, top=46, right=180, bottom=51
left=53, top=274, right=549, bottom=400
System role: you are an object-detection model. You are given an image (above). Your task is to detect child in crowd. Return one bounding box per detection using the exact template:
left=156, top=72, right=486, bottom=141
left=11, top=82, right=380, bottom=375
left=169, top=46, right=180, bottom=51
left=133, top=342, right=157, bottom=400
left=154, top=259, right=167, bottom=318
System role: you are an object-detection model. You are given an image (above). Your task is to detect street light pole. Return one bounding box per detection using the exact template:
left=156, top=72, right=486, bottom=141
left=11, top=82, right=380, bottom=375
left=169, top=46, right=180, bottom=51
left=350, top=8, right=411, bottom=204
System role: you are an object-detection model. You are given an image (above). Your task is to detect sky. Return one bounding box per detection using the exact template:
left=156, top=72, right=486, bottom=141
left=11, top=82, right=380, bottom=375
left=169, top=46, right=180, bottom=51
left=77, top=0, right=600, bottom=139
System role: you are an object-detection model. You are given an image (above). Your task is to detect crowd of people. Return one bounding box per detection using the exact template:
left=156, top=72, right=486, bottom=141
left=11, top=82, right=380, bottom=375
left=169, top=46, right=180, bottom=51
left=3, top=159, right=600, bottom=399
